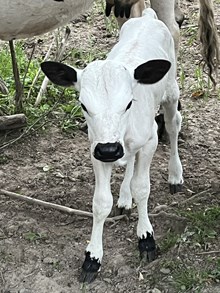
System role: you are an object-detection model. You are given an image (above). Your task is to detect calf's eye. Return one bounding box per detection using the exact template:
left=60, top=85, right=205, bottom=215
left=81, top=103, right=88, bottom=113
left=126, top=101, right=132, bottom=111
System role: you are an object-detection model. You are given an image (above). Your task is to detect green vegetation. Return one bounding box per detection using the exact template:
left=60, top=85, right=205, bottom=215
left=156, top=206, right=220, bottom=292
left=0, top=0, right=115, bottom=136
left=0, top=2, right=112, bottom=134
left=159, top=231, right=179, bottom=253
left=183, top=207, right=220, bottom=245
left=0, top=154, right=10, bottom=164
left=0, top=41, right=83, bottom=131
left=24, top=231, right=47, bottom=242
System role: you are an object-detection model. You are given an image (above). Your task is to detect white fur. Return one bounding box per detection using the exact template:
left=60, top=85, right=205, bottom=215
left=79, top=8, right=183, bottom=261
left=41, top=8, right=183, bottom=264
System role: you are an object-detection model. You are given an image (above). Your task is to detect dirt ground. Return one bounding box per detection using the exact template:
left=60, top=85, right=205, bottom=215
left=0, top=1, right=220, bottom=292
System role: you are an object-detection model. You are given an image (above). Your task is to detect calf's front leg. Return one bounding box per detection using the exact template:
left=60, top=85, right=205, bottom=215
left=80, top=159, right=113, bottom=283
left=131, top=124, right=158, bottom=261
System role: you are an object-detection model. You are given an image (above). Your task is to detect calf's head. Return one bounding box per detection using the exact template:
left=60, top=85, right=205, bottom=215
left=41, top=59, right=170, bottom=162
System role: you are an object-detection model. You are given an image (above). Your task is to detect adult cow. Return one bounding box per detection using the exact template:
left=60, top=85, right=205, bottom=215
left=0, top=0, right=139, bottom=40
left=0, top=0, right=218, bottom=80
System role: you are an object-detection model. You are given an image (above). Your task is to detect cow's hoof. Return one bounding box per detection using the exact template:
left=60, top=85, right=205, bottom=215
left=176, top=14, right=185, bottom=28
left=138, top=232, right=156, bottom=262
left=169, top=183, right=182, bottom=194
left=115, top=5, right=131, bottom=19
left=79, top=252, right=101, bottom=284
left=105, top=2, right=114, bottom=17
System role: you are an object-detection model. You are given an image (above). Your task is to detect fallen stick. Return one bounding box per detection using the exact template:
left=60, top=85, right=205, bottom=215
left=0, top=189, right=187, bottom=223
left=0, top=189, right=127, bottom=223
left=35, top=26, right=71, bottom=106
left=27, top=38, right=55, bottom=101
left=196, top=250, right=220, bottom=255
left=176, top=188, right=212, bottom=206
left=0, top=188, right=93, bottom=217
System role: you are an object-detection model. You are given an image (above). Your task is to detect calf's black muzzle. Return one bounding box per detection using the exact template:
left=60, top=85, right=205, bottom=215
left=94, top=142, right=124, bottom=162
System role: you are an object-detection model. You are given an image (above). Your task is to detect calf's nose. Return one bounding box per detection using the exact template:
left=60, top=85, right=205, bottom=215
left=94, top=142, right=124, bottom=162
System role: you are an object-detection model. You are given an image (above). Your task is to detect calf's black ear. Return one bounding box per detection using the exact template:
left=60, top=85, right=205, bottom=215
left=41, top=61, right=77, bottom=86
left=134, top=59, right=171, bottom=84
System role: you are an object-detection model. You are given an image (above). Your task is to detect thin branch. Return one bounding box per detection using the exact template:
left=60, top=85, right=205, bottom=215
left=0, top=188, right=94, bottom=217
left=22, top=42, right=37, bottom=88
left=151, top=204, right=168, bottom=213
left=35, top=76, right=50, bottom=106
left=0, top=188, right=188, bottom=224
left=35, top=26, right=71, bottom=106
left=56, top=26, right=71, bottom=61
left=9, top=40, right=23, bottom=112
left=196, top=250, right=220, bottom=255
left=27, top=39, right=55, bottom=100
left=139, top=211, right=187, bottom=222
left=0, top=271, right=5, bottom=285
left=0, top=189, right=126, bottom=223
left=175, top=188, right=212, bottom=206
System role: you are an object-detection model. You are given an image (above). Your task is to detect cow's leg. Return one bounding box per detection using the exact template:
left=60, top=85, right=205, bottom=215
left=151, top=0, right=180, bottom=140
left=116, top=0, right=145, bottom=28
left=175, top=0, right=184, bottom=28
left=131, top=123, right=158, bottom=261
left=116, top=157, right=135, bottom=215
left=80, top=159, right=113, bottom=283
left=150, top=0, right=179, bottom=56
left=162, top=81, right=183, bottom=194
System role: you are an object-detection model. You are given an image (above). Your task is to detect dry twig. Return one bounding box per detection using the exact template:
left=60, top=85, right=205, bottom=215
left=0, top=188, right=187, bottom=224
left=35, top=26, right=71, bottom=106
left=0, top=189, right=127, bottom=223
left=176, top=188, right=212, bottom=206
left=196, top=250, right=220, bottom=255
left=27, top=39, right=55, bottom=100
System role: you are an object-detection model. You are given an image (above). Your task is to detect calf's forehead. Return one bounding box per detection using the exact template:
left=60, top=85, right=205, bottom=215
left=79, top=61, right=133, bottom=113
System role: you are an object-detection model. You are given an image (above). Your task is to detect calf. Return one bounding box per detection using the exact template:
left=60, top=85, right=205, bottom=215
left=41, top=8, right=183, bottom=283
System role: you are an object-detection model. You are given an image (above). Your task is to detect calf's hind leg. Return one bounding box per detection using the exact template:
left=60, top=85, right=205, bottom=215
left=162, top=81, right=183, bottom=194
left=131, top=123, right=158, bottom=261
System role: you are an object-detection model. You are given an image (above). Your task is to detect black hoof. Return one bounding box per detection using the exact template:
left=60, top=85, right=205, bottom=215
left=79, top=252, right=101, bottom=284
left=155, top=100, right=182, bottom=141
left=113, top=2, right=132, bottom=19
left=113, top=205, right=131, bottom=217
left=176, top=15, right=185, bottom=28
left=138, top=232, right=156, bottom=262
left=105, top=2, right=114, bottom=17
left=169, top=183, right=182, bottom=194
left=155, top=113, right=165, bottom=140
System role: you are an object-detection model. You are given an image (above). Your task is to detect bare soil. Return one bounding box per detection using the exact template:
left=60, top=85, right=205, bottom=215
left=0, top=1, right=219, bottom=292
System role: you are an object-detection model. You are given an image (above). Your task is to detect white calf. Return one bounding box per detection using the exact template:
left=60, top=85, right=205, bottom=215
left=41, top=8, right=183, bottom=283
